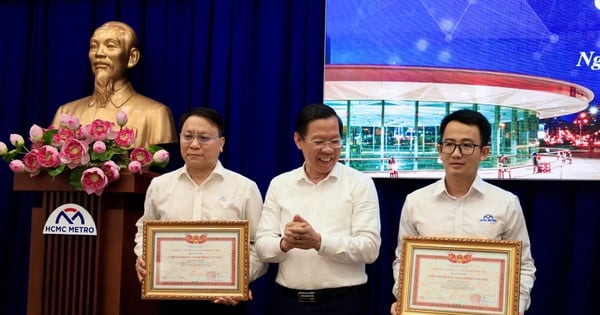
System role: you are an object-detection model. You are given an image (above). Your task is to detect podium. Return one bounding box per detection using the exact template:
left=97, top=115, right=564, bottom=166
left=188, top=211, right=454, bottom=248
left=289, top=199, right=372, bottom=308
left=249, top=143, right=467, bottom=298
left=14, top=172, right=159, bottom=315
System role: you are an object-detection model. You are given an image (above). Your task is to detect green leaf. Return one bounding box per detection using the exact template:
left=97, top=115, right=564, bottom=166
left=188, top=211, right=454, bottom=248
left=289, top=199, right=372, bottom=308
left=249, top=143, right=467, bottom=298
left=47, top=164, right=66, bottom=177
left=69, top=167, right=85, bottom=191
left=91, top=150, right=113, bottom=161
left=147, top=145, right=163, bottom=154
left=91, top=146, right=129, bottom=162
left=3, top=148, right=24, bottom=162
left=42, top=129, right=59, bottom=145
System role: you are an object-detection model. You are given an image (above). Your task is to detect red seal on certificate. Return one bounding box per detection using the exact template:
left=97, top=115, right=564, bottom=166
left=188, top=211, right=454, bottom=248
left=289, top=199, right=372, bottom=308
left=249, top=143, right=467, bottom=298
left=185, top=234, right=208, bottom=244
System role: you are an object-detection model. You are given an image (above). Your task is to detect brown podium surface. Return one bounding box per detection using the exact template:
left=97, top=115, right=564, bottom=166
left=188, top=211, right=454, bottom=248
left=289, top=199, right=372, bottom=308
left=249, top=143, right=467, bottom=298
left=13, top=170, right=156, bottom=193
left=14, top=171, right=159, bottom=315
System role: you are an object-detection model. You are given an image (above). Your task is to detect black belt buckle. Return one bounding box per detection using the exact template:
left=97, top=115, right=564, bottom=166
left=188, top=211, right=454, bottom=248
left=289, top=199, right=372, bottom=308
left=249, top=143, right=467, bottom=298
left=297, top=291, right=316, bottom=303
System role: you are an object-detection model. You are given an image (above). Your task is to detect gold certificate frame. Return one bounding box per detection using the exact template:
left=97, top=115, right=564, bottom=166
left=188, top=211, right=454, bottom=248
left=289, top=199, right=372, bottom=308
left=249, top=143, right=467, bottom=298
left=142, top=220, right=249, bottom=300
left=397, top=236, right=521, bottom=315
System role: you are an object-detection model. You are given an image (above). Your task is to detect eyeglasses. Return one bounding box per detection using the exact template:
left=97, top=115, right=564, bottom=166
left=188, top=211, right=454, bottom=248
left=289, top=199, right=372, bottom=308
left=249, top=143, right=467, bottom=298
left=308, top=138, right=343, bottom=149
left=180, top=133, right=220, bottom=144
left=439, top=142, right=482, bottom=155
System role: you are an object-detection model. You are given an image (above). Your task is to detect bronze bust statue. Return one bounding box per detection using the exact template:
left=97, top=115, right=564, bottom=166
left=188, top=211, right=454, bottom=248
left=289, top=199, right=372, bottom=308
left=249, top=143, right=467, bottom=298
left=51, top=21, right=177, bottom=147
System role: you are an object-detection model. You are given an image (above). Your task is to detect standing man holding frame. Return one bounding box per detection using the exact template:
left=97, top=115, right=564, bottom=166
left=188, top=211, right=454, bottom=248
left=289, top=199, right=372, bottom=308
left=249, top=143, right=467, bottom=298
left=134, top=107, right=267, bottom=315
left=255, top=103, right=381, bottom=315
left=390, top=109, right=536, bottom=315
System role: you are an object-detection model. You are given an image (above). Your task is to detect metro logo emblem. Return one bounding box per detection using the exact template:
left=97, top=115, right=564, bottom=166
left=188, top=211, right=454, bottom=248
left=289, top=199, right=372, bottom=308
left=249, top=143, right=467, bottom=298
left=43, top=203, right=97, bottom=236
left=55, top=207, right=86, bottom=225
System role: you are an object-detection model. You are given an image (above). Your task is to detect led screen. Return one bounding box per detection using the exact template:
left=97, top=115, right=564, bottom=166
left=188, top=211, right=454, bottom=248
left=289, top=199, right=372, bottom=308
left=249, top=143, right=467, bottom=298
left=325, top=0, right=600, bottom=180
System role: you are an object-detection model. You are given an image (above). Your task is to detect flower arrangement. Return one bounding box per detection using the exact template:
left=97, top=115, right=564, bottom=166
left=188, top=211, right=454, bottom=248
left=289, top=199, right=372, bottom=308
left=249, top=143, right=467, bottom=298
left=0, top=111, right=169, bottom=196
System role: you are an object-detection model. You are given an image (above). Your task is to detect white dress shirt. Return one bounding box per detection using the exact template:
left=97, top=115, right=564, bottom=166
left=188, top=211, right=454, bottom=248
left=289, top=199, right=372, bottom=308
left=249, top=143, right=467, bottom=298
left=255, top=162, right=381, bottom=290
left=134, top=161, right=267, bottom=281
left=392, top=175, right=536, bottom=313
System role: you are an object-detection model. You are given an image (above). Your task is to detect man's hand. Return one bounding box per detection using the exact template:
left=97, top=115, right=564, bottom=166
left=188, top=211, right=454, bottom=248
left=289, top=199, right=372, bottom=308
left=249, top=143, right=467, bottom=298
left=213, top=290, right=253, bottom=306
left=280, top=214, right=321, bottom=252
left=135, top=256, right=147, bottom=283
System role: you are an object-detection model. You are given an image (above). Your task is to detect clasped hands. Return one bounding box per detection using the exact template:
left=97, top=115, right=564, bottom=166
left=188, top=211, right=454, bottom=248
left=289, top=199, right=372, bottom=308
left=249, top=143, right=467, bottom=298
left=135, top=255, right=248, bottom=306
left=280, top=214, right=321, bottom=252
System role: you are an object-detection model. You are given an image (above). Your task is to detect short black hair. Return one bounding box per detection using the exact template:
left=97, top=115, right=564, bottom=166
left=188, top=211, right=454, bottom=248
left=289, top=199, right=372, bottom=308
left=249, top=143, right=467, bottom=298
left=439, top=109, right=491, bottom=146
left=179, top=107, right=225, bottom=137
left=295, top=103, right=343, bottom=138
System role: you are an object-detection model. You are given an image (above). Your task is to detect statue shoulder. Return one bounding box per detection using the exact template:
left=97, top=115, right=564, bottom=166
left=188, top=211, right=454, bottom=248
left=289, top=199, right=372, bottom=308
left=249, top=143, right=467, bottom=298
left=56, top=96, right=93, bottom=111
left=51, top=96, right=93, bottom=127
left=122, top=94, right=177, bottom=145
left=126, top=94, right=175, bottom=117
left=129, top=93, right=168, bottom=108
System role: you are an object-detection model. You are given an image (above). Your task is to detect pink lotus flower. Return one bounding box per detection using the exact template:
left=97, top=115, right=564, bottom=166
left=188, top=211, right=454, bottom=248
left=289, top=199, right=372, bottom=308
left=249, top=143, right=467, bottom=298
left=88, top=119, right=112, bottom=141
left=130, top=147, right=153, bottom=166
left=29, top=124, right=44, bottom=142
left=74, top=125, right=86, bottom=140
left=153, top=149, right=170, bottom=164
left=9, top=160, right=25, bottom=172
left=128, top=160, right=142, bottom=174
left=59, top=113, right=80, bottom=131
left=0, top=141, right=7, bottom=156
left=23, top=149, right=41, bottom=175
left=36, top=145, right=61, bottom=168
left=10, top=134, right=25, bottom=147
left=52, top=128, right=76, bottom=147
left=2, top=111, right=169, bottom=195
left=60, top=139, right=90, bottom=169
left=116, top=111, right=128, bottom=127
left=102, top=160, right=121, bottom=183
left=93, top=141, right=106, bottom=154
left=115, top=127, right=135, bottom=147
left=81, top=167, right=108, bottom=196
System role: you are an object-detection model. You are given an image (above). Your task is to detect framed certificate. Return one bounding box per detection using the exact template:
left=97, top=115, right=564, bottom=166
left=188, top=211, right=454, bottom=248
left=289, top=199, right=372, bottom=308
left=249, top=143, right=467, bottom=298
left=397, top=236, right=521, bottom=315
left=142, top=220, right=249, bottom=300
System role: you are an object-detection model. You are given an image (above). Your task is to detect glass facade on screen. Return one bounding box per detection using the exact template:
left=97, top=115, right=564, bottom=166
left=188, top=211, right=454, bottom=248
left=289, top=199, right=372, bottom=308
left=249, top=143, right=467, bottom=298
left=326, top=100, right=539, bottom=173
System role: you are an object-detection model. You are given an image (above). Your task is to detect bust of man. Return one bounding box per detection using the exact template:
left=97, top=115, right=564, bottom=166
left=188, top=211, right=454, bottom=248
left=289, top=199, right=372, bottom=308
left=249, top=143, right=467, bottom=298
left=51, top=21, right=177, bottom=148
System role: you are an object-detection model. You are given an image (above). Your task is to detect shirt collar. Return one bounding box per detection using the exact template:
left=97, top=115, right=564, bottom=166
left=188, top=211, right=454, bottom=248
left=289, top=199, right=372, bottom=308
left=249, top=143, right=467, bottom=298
left=470, top=175, right=487, bottom=194
left=293, top=162, right=342, bottom=184
left=90, top=82, right=135, bottom=108
left=434, top=174, right=486, bottom=198
left=110, top=82, right=135, bottom=108
left=178, top=160, right=226, bottom=183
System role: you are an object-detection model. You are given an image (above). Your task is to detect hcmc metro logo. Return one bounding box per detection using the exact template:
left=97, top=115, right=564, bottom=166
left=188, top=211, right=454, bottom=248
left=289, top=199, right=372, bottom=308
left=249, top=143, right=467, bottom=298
left=43, top=203, right=97, bottom=236
left=576, top=51, right=600, bottom=70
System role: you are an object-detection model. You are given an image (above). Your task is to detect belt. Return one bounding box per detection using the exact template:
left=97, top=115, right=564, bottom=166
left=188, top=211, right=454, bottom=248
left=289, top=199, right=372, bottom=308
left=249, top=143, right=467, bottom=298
left=276, top=283, right=367, bottom=303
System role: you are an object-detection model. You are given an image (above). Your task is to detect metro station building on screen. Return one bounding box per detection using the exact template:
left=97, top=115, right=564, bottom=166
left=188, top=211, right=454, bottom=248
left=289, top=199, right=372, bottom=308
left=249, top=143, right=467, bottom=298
left=324, top=65, right=592, bottom=173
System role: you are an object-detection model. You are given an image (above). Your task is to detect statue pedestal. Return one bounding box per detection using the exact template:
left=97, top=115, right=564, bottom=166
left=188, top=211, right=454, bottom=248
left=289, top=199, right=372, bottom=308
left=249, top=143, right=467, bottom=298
left=14, top=172, right=159, bottom=315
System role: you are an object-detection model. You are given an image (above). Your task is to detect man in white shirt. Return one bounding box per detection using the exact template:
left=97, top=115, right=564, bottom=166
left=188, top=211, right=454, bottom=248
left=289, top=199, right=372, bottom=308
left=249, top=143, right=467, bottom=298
left=134, top=107, right=267, bottom=315
left=390, top=109, right=536, bottom=315
left=255, top=103, right=381, bottom=315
